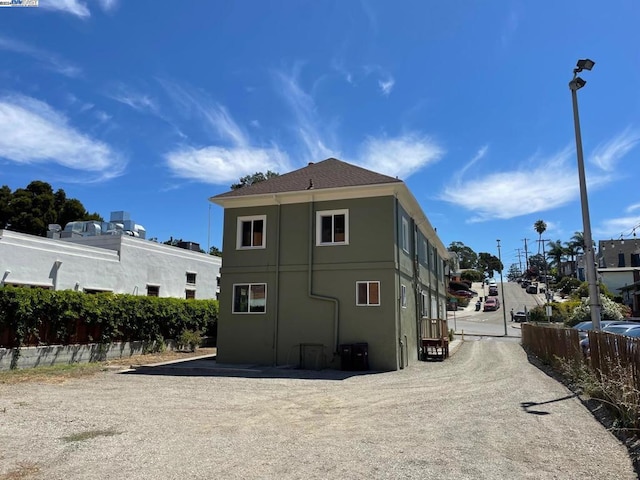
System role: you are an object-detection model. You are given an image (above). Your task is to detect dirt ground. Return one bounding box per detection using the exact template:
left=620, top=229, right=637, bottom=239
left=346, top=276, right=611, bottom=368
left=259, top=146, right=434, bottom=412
left=0, top=339, right=636, bottom=480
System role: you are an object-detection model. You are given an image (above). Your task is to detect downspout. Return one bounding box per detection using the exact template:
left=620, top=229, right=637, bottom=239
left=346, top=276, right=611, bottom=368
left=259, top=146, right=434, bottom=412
left=272, top=196, right=281, bottom=366
left=413, top=222, right=422, bottom=363
left=394, top=195, right=404, bottom=369
left=308, top=200, right=340, bottom=354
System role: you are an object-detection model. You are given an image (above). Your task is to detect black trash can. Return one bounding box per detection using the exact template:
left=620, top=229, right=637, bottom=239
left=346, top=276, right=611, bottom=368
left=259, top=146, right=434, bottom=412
left=340, top=344, right=353, bottom=371
left=351, top=343, right=369, bottom=371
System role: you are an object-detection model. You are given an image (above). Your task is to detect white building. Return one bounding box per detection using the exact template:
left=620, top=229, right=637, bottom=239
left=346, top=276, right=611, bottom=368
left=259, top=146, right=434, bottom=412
left=0, top=229, right=221, bottom=299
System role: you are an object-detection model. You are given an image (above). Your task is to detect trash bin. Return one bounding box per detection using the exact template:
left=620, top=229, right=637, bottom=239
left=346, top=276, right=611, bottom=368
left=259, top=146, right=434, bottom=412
left=351, top=343, right=369, bottom=371
left=339, top=343, right=369, bottom=371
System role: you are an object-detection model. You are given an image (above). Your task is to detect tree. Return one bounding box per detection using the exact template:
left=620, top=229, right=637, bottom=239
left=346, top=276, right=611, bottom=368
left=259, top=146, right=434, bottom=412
left=528, top=253, right=547, bottom=276
left=0, top=181, right=102, bottom=237
left=461, top=269, right=483, bottom=283
left=507, top=263, right=522, bottom=281
left=231, top=171, right=280, bottom=190
left=448, top=241, right=478, bottom=269
left=477, top=252, right=502, bottom=278
left=209, top=246, right=222, bottom=257
left=546, top=239, right=566, bottom=277
left=534, top=219, right=547, bottom=254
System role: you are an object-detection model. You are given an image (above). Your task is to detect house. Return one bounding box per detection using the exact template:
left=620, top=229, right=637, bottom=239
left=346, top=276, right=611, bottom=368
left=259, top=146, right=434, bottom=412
left=210, top=158, right=450, bottom=371
left=0, top=229, right=221, bottom=299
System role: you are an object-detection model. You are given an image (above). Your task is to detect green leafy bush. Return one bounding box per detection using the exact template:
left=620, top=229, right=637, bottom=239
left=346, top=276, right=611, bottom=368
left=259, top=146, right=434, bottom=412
left=0, top=287, right=218, bottom=352
left=177, top=330, right=202, bottom=352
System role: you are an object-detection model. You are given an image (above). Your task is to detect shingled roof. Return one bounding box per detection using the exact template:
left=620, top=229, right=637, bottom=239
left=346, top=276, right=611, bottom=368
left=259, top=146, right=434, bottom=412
left=212, top=158, right=402, bottom=199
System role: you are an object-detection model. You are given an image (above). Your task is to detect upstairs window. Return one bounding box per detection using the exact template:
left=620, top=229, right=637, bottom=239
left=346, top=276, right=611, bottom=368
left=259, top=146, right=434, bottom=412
left=316, top=209, right=349, bottom=245
left=356, top=281, right=380, bottom=306
left=401, top=217, right=410, bottom=253
left=237, top=215, right=266, bottom=249
left=186, top=272, right=197, bottom=285
left=401, top=284, right=407, bottom=308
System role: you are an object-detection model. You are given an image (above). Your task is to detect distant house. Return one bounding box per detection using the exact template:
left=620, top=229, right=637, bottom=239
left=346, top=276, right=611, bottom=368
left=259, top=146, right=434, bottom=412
left=0, top=229, right=221, bottom=300
left=210, top=158, right=450, bottom=371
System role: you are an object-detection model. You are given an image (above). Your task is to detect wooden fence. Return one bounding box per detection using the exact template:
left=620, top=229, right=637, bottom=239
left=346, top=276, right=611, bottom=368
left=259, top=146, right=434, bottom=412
left=522, top=323, right=640, bottom=394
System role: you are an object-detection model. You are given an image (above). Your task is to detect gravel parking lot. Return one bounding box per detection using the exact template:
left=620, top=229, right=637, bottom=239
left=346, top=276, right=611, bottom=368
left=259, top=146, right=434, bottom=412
left=0, top=337, right=636, bottom=480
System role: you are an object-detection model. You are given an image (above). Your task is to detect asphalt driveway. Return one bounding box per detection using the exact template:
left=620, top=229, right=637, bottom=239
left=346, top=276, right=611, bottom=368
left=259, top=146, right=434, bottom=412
left=0, top=337, right=636, bottom=479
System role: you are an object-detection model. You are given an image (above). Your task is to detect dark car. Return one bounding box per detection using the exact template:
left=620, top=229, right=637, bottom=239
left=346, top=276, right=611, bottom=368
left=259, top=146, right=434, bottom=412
left=488, top=285, right=499, bottom=296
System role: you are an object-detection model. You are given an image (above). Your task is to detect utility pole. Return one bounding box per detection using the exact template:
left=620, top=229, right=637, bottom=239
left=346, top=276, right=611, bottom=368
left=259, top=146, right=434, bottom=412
left=538, top=238, right=551, bottom=321
left=515, top=248, right=524, bottom=274
left=522, top=238, right=530, bottom=272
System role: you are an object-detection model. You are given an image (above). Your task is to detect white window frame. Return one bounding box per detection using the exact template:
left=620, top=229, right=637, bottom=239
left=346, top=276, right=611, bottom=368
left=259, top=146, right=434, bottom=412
left=401, top=284, right=407, bottom=308
left=401, top=217, right=410, bottom=253
left=356, top=281, right=380, bottom=306
left=316, top=209, right=349, bottom=246
left=421, top=291, right=429, bottom=317
left=232, top=283, right=267, bottom=314
left=236, top=215, right=266, bottom=250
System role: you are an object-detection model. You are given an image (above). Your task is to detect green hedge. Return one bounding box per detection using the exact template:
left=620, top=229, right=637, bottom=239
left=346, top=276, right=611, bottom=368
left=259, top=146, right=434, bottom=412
left=0, top=287, right=218, bottom=349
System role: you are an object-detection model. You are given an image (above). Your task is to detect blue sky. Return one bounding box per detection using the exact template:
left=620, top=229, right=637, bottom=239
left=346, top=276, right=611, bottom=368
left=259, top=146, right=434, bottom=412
left=1, top=0, right=640, bottom=271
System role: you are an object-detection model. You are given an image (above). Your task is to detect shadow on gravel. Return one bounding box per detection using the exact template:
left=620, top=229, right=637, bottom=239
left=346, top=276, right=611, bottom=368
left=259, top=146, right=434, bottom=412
left=520, top=393, right=577, bottom=415
left=523, top=348, right=640, bottom=477
left=120, top=355, right=380, bottom=381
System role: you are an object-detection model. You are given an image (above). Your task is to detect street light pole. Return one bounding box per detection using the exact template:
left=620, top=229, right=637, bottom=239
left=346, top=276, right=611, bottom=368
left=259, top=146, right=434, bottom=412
left=497, top=239, right=508, bottom=336
left=569, top=58, right=601, bottom=331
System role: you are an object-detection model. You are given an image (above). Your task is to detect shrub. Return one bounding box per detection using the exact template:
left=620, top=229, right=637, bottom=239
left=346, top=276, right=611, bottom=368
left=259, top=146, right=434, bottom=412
left=568, top=295, right=624, bottom=324
left=177, top=330, right=202, bottom=352
left=0, top=287, right=218, bottom=356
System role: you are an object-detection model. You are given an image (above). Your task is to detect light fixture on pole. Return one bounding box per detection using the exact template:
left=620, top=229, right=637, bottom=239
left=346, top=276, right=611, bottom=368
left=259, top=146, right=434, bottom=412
left=497, top=239, right=508, bottom=336
left=569, top=58, right=601, bottom=331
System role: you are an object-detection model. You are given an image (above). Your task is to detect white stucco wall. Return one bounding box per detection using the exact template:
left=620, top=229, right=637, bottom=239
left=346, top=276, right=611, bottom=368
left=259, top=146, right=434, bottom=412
left=598, top=268, right=636, bottom=296
left=0, top=230, right=221, bottom=299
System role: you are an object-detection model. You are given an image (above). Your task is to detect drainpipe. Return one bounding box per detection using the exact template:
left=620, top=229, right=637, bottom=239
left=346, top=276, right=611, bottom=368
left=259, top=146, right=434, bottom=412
left=272, top=197, right=281, bottom=366
left=413, top=222, right=422, bottom=362
left=394, top=196, right=404, bottom=369
left=308, top=200, right=340, bottom=354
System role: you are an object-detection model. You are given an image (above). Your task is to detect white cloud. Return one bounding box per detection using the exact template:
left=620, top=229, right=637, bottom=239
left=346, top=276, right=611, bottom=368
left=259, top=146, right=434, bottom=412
left=378, top=77, right=395, bottom=96
left=96, top=0, right=118, bottom=12
left=455, top=145, right=488, bottom=181
left=0, top=36, right=82, bottom=77
left=595, top=215, right=640, bottom=238
left=0, top=95, right=124, bottom=181
left=356, top=134, right=444, bottom=179
left=626, top=203, right=640, bottom=213
left=439, top=146, right=613, bottom=222
left=39, top=0, right=90, bottom=18
left=590, top=127, right=640, bottom=172
left=275, top=68, right=338, bottom=161
left=157, top=78, right=248, bottom=146
left=107, top=85, right=158, bottom=114
left=165, top=146, right=289, bottom=185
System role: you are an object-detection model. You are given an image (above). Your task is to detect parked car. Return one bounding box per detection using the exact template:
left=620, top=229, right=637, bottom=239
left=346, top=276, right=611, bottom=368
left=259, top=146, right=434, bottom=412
left=521, top=280, right=530, bottom=289
left=513, top=311, right=528, bottom=323
left=452, top=290, right=474, bottom=298
left=579, top=322, right=640, bottom=355
left=526, top=284, right=538, bottom=294
left=573, top=320, right=632, bottom=340
left=483, top=297, right=500, bottom=311
left=488, top=285, right=499, bottom=296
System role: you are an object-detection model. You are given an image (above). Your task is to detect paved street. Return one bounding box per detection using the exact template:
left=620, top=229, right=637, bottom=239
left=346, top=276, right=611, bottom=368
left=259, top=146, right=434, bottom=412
left=449, top=281, right=547, bottom=338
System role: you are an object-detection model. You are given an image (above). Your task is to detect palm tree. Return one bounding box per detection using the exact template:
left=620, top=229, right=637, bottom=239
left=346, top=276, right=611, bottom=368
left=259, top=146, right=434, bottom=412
left=547, top=239, right=566, bottom=273
left=565, top=231, right=584, bottom=278
left=534, top=220, right=547, bottom=254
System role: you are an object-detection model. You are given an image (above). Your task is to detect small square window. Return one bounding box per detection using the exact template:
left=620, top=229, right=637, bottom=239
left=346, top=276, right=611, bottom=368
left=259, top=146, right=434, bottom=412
left=316, top=209, right=349, bottom=245
left=185, top=289, right=196, bottom=300
left=147, top=285, right=159, bottom=297
left=186, top=272, right=197, bottom=285
left=236, top=215, right=266, bottom=249
left=233, top=283, right=267, bottom=313
left=356, top=281, right=380, bottom=306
